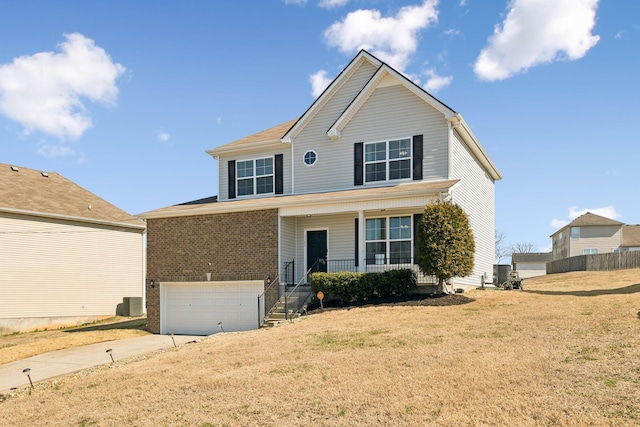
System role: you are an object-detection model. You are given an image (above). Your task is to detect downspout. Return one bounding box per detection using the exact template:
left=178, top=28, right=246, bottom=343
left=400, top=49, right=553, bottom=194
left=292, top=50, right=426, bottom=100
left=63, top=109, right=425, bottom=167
left=358, top=210, right=365, bottom=272
left=290, top=140, right=295, bottom=194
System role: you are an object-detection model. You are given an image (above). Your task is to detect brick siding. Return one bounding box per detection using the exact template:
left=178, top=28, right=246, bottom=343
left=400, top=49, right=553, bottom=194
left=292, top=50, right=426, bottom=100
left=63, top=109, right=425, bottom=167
left=145, top=209, right=279, bottom=333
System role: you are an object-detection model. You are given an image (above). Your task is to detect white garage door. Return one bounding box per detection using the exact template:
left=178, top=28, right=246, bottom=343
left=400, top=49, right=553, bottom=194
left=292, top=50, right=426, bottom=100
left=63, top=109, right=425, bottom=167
left=161, top=281, right=263, bottom=335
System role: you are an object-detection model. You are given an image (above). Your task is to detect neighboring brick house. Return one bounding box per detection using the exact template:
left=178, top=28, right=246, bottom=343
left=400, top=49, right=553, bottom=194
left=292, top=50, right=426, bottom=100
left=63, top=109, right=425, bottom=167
left=0, top=163, right=145, bottom=333
left=511, top=252, right=552, bottom=278
left=139, top=50, right=502, bottom=335
left=551, top=212, right=640, bottom=260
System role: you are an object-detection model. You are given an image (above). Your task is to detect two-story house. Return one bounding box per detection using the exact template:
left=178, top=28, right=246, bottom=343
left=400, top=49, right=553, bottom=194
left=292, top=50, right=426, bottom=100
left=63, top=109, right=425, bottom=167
left=139, top=50, right=502, bottom=335
left=551, top=212, right=640, bottom=260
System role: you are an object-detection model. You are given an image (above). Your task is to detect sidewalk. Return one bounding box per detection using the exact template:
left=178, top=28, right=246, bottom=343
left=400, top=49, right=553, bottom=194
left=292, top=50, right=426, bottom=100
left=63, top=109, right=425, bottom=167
left=0, top=334, right=205, bottom=394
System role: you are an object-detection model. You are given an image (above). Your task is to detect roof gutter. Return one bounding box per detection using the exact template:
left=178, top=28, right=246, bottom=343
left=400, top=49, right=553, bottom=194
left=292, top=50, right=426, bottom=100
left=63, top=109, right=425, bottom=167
left=447, top=114, right=502, bottom=181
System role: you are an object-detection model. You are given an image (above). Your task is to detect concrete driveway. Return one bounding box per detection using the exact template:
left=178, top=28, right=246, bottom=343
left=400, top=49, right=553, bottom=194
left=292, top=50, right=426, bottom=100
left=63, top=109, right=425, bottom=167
left=0, top=334, right=205, bottom=394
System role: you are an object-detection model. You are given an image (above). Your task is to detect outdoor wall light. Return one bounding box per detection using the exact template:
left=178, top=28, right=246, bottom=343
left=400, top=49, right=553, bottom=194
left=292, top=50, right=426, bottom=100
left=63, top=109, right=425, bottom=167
left=266, top=276, right=272, bottom=285
left=150, top=279, right=155, bottom=289
left=217, top=322, right=225, bottom=333
left=106, top=348, right=114, bottom=363
left=22, top=368, right=33, bottom=388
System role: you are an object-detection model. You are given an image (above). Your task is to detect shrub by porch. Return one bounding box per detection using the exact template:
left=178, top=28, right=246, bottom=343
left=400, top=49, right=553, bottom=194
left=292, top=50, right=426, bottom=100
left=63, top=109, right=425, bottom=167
left=310, top=269, right=417, bottom=303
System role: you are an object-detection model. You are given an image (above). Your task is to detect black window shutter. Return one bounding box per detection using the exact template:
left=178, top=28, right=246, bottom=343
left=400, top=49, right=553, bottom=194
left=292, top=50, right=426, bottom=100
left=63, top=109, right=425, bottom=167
left=274, top=154, right=284, bottom=194
left=412, top=135, right=423, bottom=181
left=354, top=218, right=359, bottom=267
left=354, top=142, right=364, bottom=186
left=413, top=213, right=422, bottom=264
left=228, top=160, right=236, bottom=199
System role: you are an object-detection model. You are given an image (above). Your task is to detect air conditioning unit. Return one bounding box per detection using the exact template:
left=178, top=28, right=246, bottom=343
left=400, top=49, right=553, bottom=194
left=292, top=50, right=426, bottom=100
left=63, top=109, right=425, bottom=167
left=122, top=297, right=143, bottom=317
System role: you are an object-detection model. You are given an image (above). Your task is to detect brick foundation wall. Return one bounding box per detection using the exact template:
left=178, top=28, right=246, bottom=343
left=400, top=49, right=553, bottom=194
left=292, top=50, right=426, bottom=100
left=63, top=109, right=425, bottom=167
left=145, top=209, right=279, bottom=333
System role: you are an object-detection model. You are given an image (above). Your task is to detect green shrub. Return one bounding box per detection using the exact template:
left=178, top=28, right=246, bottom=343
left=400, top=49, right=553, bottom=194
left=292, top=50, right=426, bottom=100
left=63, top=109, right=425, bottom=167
left=310, top=269, right=417, bottom=303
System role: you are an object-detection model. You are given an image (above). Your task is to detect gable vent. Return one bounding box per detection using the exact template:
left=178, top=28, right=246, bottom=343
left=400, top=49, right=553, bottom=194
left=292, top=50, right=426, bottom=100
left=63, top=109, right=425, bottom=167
left=41, top=172, right=49, bottom=177
left=10, top=166, right=19, bottom=172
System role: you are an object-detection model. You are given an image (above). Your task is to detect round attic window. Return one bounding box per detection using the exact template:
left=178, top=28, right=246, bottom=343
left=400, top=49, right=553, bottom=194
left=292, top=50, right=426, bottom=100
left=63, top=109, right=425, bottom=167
left=303, top=150, right=317, bottom=166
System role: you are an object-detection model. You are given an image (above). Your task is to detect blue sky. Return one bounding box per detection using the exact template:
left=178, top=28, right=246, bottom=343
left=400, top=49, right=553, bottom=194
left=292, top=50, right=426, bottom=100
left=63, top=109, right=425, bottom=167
left=1, top=0, right=638, bottom=258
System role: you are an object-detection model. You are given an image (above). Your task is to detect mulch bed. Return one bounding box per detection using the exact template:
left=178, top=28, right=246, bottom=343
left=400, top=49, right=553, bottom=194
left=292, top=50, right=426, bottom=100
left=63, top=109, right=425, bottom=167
left=306, top=293, right=474, bottom=313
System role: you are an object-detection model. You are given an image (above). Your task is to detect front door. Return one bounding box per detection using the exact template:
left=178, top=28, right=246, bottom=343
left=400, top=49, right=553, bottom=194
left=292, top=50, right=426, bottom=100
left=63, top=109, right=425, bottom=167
left=307, top=230, right=328, bottom=278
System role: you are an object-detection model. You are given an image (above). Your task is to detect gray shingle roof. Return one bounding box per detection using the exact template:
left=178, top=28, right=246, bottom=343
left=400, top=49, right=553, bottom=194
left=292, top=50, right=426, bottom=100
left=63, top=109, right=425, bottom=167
left=0, top=163, right=144, bottom=229
left=512, top=252, right=553, bottom=264
left=567, top=212, right=623, bottom=227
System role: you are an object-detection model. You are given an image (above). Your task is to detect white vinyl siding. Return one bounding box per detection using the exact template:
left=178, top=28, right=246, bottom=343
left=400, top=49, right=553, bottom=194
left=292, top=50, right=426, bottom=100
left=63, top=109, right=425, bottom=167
left=294, top=82, right=448, bottom=194
left=279, top=216, right=296, bottom=280
left=218, top=146, right=291, bottom=201
left=450, top=130, right=496, bottom=286
left=0, top=214, right=144, bottom=321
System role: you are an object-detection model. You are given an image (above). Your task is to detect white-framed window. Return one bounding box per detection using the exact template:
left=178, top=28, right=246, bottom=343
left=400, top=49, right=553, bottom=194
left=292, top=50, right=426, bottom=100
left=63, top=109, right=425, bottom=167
left=365, top=216, right=412, bottom=265
left=583, top=248, right=598, bottom=255
left=303, top=150, right=317, bottom=166
left=364, top=138, right=411, bottom=183
left=236, top=157, right=273, bottom=196
left=570, top=227, right=580, bottom=239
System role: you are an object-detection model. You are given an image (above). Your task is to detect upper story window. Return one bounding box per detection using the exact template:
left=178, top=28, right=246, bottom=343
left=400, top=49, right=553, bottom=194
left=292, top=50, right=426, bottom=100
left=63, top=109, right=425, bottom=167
left=364, top=138, right=411, bottom=183
left=237, top=157, right=273, bottom=196
left=303, top=150, right=317, bottom=166
left=583, top=248, right=598, bottom=255
left=570, top=227, right=580, bottom=239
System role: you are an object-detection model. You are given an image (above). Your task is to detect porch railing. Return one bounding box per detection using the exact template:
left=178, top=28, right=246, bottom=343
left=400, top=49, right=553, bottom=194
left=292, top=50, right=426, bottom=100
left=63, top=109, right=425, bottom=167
left=257, top=274, right=282, bottom=328
left=283, top=260, right=319, bottom=320
left=326, top=258, right=436, bottom=284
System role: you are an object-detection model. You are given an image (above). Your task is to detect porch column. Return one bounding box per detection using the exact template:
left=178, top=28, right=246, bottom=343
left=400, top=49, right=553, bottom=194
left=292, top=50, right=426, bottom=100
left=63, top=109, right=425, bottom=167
left=358, top=210, right=365, bottom=272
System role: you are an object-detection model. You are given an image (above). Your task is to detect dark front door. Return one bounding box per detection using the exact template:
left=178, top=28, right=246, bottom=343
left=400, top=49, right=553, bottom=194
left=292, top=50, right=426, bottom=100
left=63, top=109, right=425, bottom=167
left=307, top=230, right=328, bottom=277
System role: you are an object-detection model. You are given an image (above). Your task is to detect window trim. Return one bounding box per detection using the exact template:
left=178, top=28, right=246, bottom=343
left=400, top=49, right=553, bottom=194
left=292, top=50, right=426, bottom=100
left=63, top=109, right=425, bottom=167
left=365, top=215, right=413, bottom=265
left=303, top=150, right=317, bottom=166
left=235, top=156, right=274, bottom=197
left=364, top=137, right=412, bottom=183
left=570, top=227, right=580, bottom=239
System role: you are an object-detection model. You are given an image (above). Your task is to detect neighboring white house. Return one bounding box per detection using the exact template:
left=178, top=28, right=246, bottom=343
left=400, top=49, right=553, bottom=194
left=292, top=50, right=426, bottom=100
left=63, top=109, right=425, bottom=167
left=0, top=163, right=146, bottom=333
left=511, top=252, right=552, bottom=278
left=140, top=50, right=502, bottom=335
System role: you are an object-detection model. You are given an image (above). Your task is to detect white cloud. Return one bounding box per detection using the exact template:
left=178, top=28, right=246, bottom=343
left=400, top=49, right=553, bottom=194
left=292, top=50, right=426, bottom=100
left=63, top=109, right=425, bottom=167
left=283, top=0, right=307, bottom=5
left=319, top=0, right=349, bottom=9
left=322, top=0, right=439, bottom=72
left=422, top=69, right=453, bottom=93
left=310, top=69, right=333, bottom=98
left=0, top=33, right=126, bottom=139
left=157, top=130, right=170, bottom=143
left=37, top=140, right=86, bottom=164
left=474, top=0, right=600, bottom=81
left=444, top=28, right=460, bottom=36
left=551, top=205, right=622, bottom=229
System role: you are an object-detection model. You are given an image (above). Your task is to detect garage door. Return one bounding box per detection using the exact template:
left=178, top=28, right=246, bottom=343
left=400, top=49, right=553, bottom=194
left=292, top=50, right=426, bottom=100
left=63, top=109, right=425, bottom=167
left=161, top=281, right=263, bottom=335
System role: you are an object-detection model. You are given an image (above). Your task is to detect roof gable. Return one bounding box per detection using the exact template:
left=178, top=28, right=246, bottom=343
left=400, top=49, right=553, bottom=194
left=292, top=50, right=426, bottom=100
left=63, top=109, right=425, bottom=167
left=0, top=163, right=144, bottom=229
left=326, top=63, right=457, bottom=140
left=568, top=212, right=623, bottom=228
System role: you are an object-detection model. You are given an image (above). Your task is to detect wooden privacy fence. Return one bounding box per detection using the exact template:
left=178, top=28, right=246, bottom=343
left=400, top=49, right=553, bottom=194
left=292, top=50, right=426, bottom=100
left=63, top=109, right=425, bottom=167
left=547, top=251, right=640, bottom=274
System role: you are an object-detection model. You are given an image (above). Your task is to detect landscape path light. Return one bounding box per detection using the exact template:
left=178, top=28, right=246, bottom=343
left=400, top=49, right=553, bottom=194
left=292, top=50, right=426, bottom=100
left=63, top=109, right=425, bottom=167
left=170, top=333, right=176, bottom=347
left=22, top=368, right=33, bottom=388
left=106, top=348, right=114, bottom=363
left=217, top=322, right=225, bottom=333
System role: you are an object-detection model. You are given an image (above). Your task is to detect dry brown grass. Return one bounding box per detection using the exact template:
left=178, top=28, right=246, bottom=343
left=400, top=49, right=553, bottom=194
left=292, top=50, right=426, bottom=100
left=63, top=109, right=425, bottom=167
left=0, top=317, right=149, bottom=365
left=1, top=270, right=639, bottom=426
